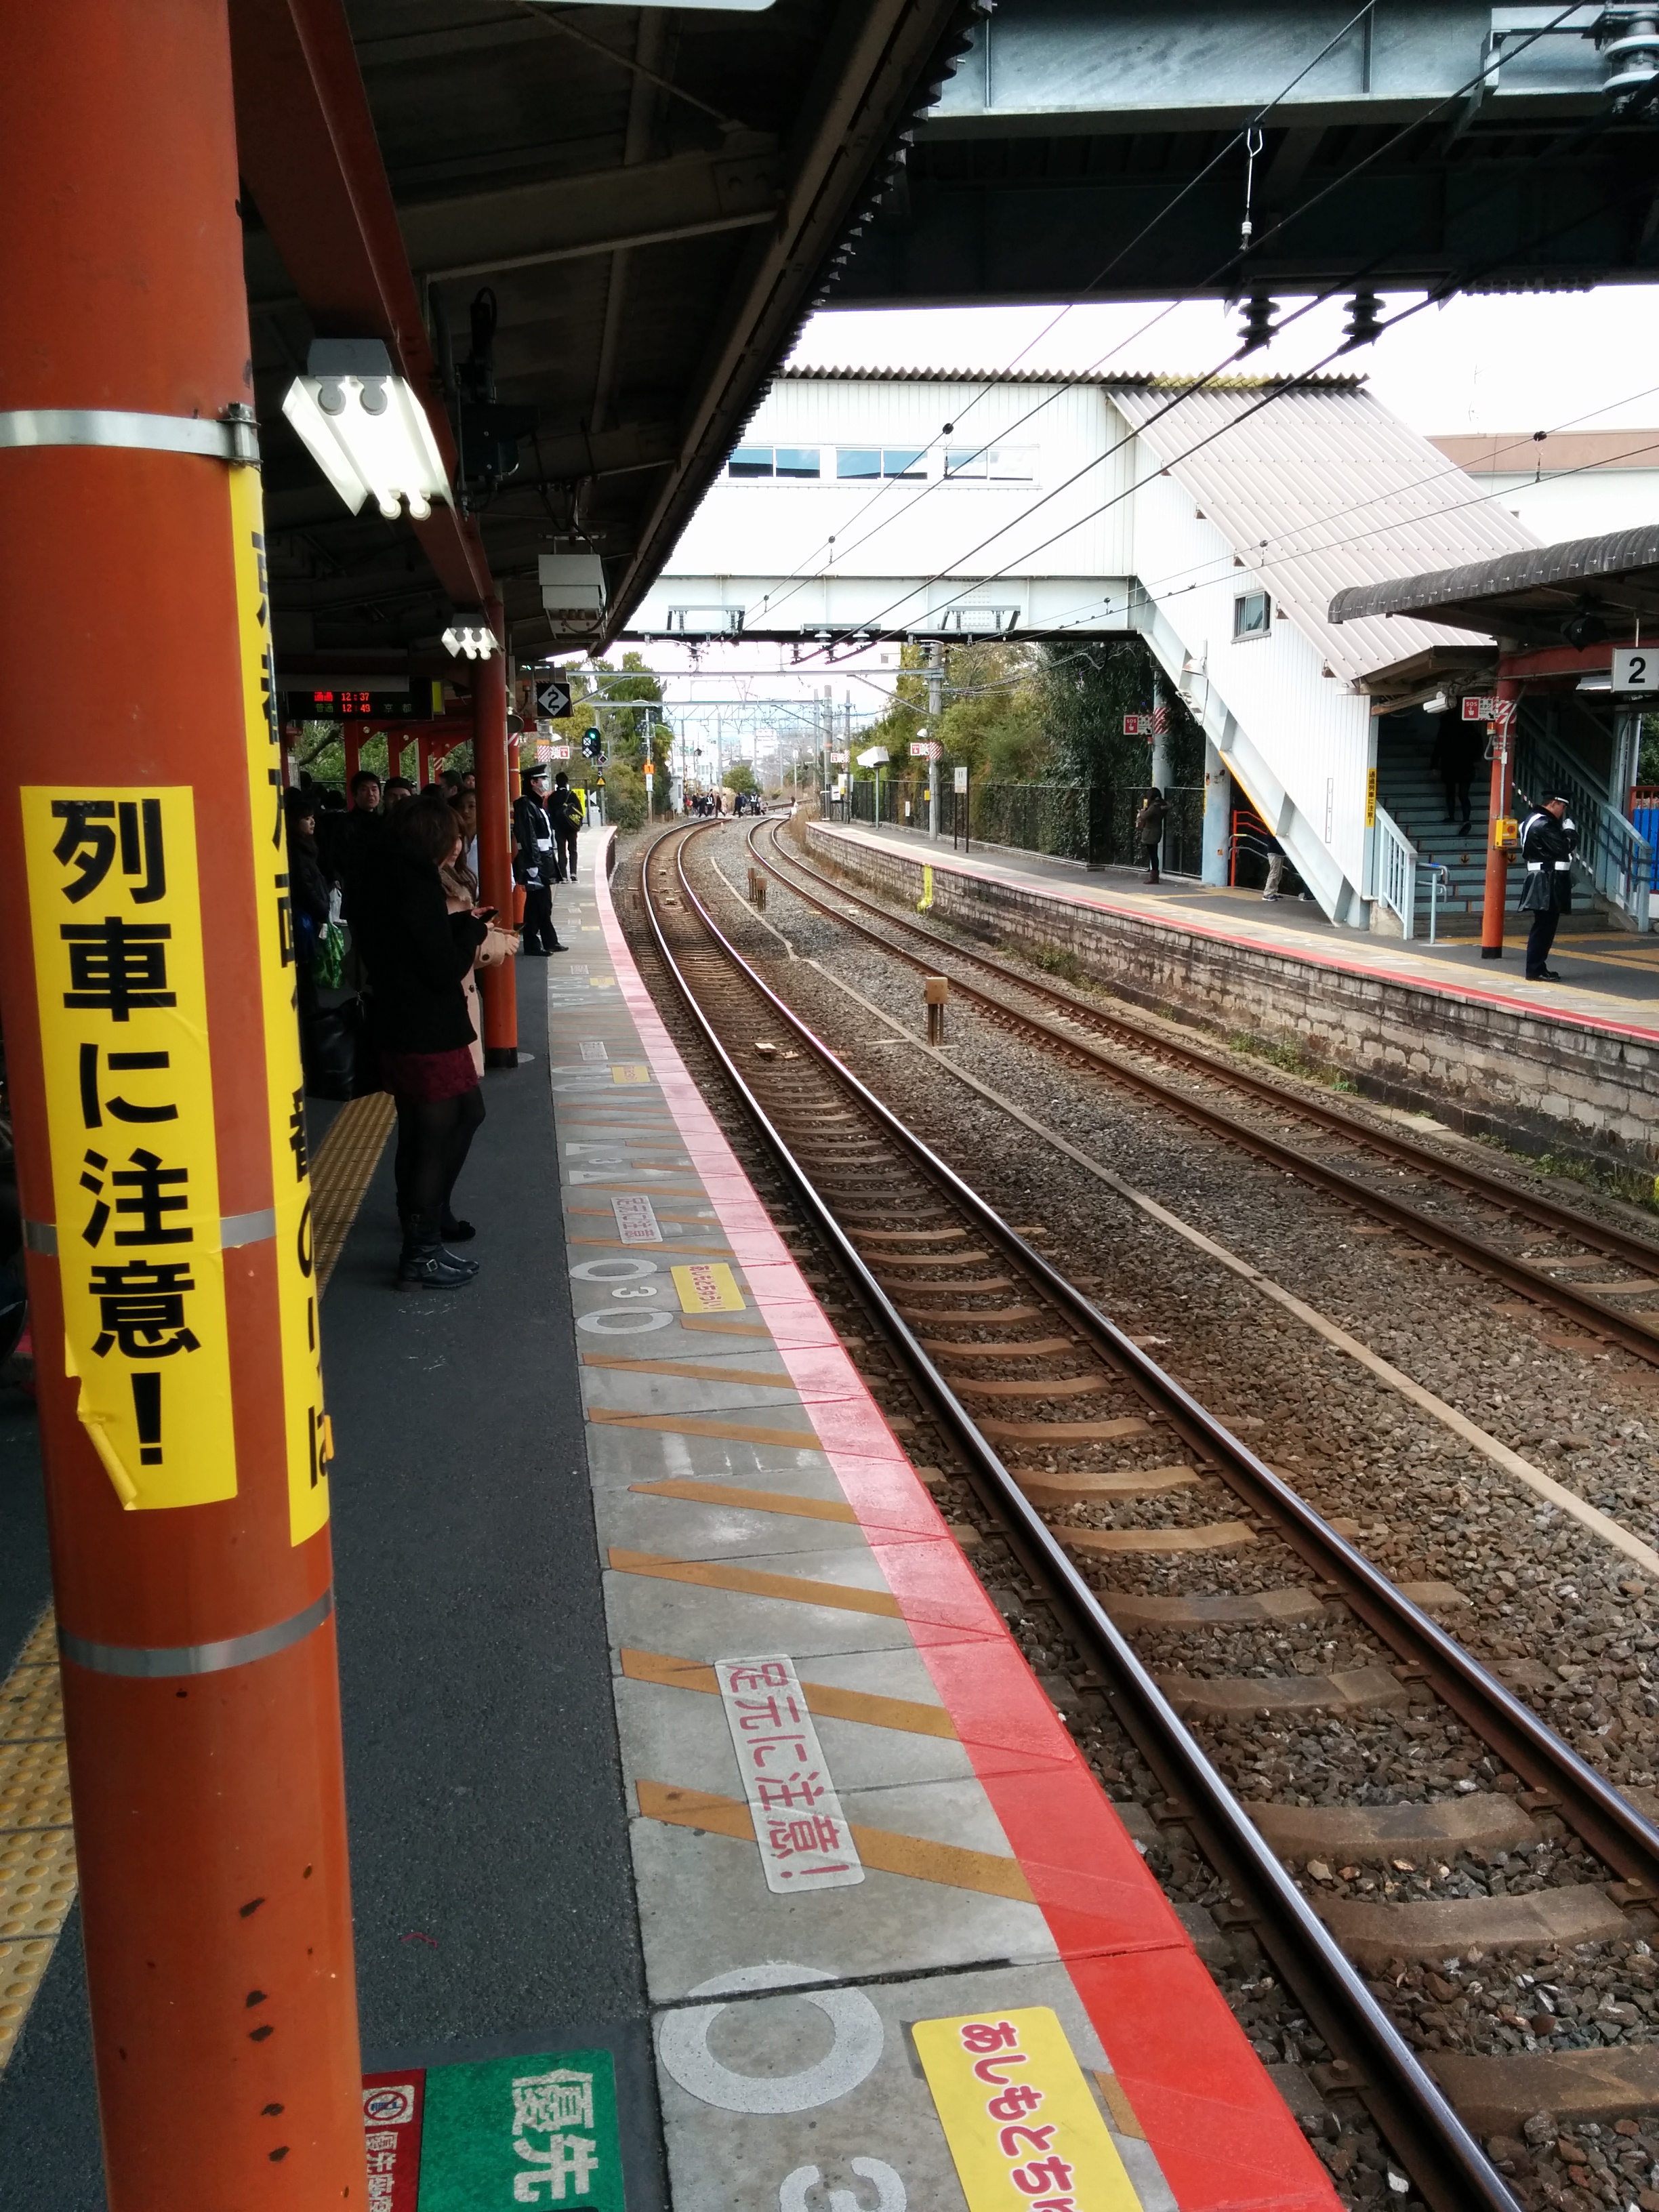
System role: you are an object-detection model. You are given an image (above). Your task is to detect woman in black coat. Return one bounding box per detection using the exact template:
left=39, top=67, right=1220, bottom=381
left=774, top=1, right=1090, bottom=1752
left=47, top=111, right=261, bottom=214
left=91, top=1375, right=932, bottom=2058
left=352, top=796, right=490, bottom=1290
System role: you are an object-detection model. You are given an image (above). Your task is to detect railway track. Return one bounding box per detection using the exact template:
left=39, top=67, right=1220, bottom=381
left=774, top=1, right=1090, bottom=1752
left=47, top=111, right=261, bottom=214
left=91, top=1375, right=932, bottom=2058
left=745, top=815, right=1659, bottom=1371
left=636, top=816, right=1659, bottom=2212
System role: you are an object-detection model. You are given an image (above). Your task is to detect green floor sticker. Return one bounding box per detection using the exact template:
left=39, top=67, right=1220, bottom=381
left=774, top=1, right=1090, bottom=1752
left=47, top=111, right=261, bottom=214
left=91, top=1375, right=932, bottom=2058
left=418, top=2047, right=624, bottom=2209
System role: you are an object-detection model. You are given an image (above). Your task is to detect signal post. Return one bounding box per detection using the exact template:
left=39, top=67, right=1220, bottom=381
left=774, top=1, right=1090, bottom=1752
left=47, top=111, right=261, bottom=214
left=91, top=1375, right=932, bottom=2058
left=0, top=5, right=365, bottom=2204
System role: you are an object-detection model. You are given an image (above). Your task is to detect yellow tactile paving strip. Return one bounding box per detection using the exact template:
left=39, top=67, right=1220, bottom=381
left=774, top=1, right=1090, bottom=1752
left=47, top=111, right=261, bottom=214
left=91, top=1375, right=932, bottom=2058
left=0, top=1613, right=72, bottom=2071
left=0, top=1090, right=396, bottom=2075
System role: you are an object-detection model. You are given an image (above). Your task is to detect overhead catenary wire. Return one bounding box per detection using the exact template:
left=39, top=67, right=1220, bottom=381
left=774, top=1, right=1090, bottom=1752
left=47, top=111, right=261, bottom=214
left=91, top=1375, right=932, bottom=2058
left=755, top=0, right=1595, bottom=636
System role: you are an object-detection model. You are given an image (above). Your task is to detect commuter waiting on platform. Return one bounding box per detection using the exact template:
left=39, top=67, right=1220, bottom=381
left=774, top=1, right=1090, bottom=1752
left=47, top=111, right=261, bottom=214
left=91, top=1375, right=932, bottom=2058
left=551, top=770, right=583, bottom=884
left=1261, top=830, right=1288, bottom=902
left=383, top=776, right=416, bottom=809
left=349, top=769, right=382, bottom=815
left=352, top=795, right=491, bottom=1292
left=285, top=788, right=333, bottom=1088
left=1135, top=787, right=1169, bottom=883
left=1431, top=718, right=1485, bottom=838
left=1519, top=794, right=1579, bottom=982
left=513, top=767, right=566, bottom=954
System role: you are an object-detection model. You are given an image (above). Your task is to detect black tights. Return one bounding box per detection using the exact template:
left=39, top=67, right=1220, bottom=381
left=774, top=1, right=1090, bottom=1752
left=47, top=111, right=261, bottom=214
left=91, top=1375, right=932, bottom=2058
left=394, top=1086, right=485, bottom=1239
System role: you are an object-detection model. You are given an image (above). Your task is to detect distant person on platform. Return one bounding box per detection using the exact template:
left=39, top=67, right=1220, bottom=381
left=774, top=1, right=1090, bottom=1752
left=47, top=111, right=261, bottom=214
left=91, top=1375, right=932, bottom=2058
left=1134, top=787, right=1169, bottom=884
left=513, top=767, right=565, bottom=955
left=384, top=777, right=416, bottom=810
left=1431, top=716, right=1485, bottom=838
left=1518, top=794, right=1578, bottom=981
left=349, top=770, right=382, bottom=814
left=551, top=770, right=583, bottom=884
left=1261, top=830, right=1287, bottom=902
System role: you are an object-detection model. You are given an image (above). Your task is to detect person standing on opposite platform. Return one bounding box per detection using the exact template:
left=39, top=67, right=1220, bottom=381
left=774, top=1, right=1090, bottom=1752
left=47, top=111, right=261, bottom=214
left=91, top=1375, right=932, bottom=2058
left=551, top=769, right=583, bottom=885
left=1135, top=786, right=1169, bottom=883
left=1261, top=830, right=1287, bottom=901
left=513, top=766, right=565, bottom=955
left=1518, top=794, right=1578, bottom=981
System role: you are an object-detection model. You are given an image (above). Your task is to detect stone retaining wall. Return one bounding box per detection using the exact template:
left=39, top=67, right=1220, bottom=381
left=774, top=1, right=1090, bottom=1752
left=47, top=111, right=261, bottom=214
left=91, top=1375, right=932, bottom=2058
left=805, top=821, right=1659, bottom=1175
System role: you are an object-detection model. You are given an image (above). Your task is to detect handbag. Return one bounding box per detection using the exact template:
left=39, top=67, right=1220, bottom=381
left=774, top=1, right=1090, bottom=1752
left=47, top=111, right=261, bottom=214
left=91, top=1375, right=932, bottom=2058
left=1517, top=866, right=1551, bottom=914
left=312, top=920, right=346, bottom=989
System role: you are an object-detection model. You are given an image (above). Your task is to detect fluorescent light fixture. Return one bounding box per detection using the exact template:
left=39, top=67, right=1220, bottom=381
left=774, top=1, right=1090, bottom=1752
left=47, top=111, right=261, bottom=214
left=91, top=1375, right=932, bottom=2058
left=443, top=625, right=498, bottom=660
left=283, top=340, right=451, bottom=520
left=1422, top=690, right=1451, bottom=715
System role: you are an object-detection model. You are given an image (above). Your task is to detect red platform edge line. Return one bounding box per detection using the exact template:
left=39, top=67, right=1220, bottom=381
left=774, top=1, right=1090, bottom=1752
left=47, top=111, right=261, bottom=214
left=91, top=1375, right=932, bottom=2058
left=593, top=833, right=1338, bottom=2212
left=819, top=819, right=1659, bottom=1052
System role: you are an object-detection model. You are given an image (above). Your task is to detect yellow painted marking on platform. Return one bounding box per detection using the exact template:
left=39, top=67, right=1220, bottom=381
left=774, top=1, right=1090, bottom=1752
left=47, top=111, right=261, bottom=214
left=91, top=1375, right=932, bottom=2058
left=592, top=1408, right=822, bottom=1450
left=1061, top=1521, right=1256, bottom=1554
left=1094, top=2071, right=1148, bottom=2140
left=619, top=1647, right=957, bottom=1737
left=636, top=1781, right=1031, bottom=1900
left=569, top=1239, right=736, bottom=1258
left=672, top=1261, right=745, bottom=1313
left=678, top=1315, right=776, bottom=1339
left=629, top=1479, right=856, bottom=1521
left=585, top=1356, right=795, bottom=1387
left=610, top=1063, right=653, bottom=1083
left=914, top=2006, right=1145, bottom=2211
left=609, top=1549, right=901, bottom=1617
left=0, top=1097, right=389, bottom=2075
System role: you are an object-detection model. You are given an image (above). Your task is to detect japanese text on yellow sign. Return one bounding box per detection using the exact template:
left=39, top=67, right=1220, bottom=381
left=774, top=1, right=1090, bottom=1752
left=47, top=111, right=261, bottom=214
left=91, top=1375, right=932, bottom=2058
left=22, top=787, right=237, bottom=1510
left=912, top=2007, right=1145, bottom=2212
left=230, top=469, right=332, bottom=1544
left=672, top=1261, right=745, bottom=1314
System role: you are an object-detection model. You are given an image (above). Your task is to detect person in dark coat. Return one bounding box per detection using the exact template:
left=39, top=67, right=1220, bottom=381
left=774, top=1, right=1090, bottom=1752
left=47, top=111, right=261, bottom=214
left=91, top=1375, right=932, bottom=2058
left=351, top=796, right=489, bottom=1290
left=550, top=770, right=583, bottom=884
left=1517, top=794, right=1579, bottom=981
left=1134, top=787, right=1170, bottom=883
left=512, top=767, right=565, bottom=953
left=1431, top=718, right=1486, bottom=836
left=285, top=788, right=334, bottom=1091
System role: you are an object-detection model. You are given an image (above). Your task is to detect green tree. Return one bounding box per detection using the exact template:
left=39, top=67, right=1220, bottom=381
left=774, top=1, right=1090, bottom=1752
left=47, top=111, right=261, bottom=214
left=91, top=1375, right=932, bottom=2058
left=724, top=760, right=758, bottom=798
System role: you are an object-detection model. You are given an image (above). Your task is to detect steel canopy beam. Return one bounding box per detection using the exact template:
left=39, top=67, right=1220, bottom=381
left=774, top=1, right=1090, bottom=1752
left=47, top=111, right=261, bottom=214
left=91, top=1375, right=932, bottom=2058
left=603, top=0, right=979, bottom=643
left=227, top=0, right=493, bottom=609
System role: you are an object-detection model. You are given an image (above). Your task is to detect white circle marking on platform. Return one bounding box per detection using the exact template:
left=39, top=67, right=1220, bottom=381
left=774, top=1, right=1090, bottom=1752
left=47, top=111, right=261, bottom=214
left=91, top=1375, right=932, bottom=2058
left=575, top=1309, right=674, bottom=1336
left=657, top=1963, right=884, bottom=2115
left=569, top=1256, right=657, bottom=1282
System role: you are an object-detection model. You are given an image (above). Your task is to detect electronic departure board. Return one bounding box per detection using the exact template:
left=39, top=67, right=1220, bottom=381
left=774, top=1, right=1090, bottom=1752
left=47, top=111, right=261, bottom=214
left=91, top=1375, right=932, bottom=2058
left=285, top=690, right=415, bottom=719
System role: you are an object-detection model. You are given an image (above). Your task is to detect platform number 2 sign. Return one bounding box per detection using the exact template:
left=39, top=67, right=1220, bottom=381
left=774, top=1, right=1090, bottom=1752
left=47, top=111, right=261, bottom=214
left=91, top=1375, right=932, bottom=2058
left=1613, top=649, right=1659, bottom=693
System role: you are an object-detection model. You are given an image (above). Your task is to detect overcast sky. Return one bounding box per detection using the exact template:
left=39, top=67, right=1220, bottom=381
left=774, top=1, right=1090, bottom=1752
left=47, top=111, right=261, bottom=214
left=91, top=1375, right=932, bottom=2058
left=787, top=287, right=1659, bottom=437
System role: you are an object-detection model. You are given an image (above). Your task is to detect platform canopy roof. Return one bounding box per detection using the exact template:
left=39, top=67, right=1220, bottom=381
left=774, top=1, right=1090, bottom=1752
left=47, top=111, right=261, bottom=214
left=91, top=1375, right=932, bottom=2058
left=1327, top=526, right=1659, bottom=650
left=236, top=0, right=973, bottom=680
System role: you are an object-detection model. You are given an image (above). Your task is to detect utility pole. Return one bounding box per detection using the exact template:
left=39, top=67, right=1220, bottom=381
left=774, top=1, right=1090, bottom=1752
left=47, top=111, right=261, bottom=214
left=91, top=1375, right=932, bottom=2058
left=926, top=642, right=943, bottom=840
left=0, top=8, right=364, bottom=2204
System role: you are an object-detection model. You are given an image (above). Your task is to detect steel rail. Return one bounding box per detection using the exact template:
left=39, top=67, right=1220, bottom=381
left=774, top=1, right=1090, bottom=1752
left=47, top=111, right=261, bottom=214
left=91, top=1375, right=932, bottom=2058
left=640, top=817, right=1526, bottom=2212
left=748, top=820, right=1659, bottom=1366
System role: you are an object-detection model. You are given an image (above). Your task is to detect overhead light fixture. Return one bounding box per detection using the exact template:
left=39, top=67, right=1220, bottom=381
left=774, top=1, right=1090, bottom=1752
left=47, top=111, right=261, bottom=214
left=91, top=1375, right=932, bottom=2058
left=283, top=339, right=451, bottom=520
left=1422, top=689, right=1451, bottom=714
left=443, top=625, right=498, bottom=660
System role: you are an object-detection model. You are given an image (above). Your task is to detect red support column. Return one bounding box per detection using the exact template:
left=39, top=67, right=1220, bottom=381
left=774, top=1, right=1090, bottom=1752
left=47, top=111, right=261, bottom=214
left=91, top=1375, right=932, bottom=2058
left=0, top=7, right=364, bottom=2207
left=417, top=733, right=431, bottom=789
left=1479, top=678, right=1521, bottom=959
left=474, top=607, right=518, bottom=1063
left=343, top=725, right=361, bottom=794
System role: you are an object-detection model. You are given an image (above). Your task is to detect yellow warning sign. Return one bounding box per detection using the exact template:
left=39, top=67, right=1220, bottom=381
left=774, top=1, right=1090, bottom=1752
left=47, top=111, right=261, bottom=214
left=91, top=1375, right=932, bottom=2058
left=672, top=1261, right=745, bottom=1314
left=21, top=786, right=237, bottom=1511
left=230, top=469, right=332, bottom=1545
left=912, top=2007, right=1145, bottom=2212
left=611, top=1064, right=653, bottom=1084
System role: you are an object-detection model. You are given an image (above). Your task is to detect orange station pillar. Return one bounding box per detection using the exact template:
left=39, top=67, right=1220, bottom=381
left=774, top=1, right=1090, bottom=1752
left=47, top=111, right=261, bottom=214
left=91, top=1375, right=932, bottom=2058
left=475, top=602, right=519, bottom=1064
left=343, top=725, right=363, bottom=794
left=1479, top=676, right=1521, bottom=958
left=0, top=7, right=365, bottom=2207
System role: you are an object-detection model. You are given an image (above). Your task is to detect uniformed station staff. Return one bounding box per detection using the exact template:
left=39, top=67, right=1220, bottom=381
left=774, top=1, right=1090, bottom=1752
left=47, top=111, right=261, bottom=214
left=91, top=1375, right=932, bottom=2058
left=1517, top=794, right=1579, bottom=983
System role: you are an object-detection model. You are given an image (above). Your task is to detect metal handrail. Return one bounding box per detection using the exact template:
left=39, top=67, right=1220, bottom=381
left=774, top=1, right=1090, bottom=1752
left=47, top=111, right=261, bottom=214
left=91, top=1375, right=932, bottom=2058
left=1374, top=800, right=1418, bottom=941
left=1516, top=737, right=1654, bottom=931
left=1425, top=860, right=1452, bottom=945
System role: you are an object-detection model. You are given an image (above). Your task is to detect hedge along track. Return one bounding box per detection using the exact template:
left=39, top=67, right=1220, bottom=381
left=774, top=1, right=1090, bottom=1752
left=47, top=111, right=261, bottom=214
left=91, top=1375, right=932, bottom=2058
left=641, top=817, right=1659, bottom=2212
left=743, top=816, right=1659, bottom=1372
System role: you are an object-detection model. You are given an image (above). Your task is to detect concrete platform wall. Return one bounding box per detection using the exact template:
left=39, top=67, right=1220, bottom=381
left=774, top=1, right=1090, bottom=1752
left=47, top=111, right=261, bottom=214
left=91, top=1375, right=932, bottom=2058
left=805, top=823, right=1659, bottom=1176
